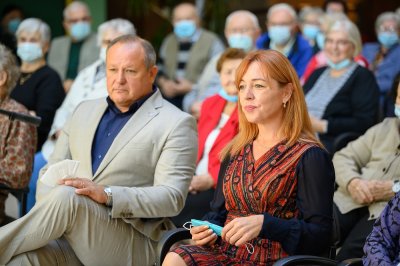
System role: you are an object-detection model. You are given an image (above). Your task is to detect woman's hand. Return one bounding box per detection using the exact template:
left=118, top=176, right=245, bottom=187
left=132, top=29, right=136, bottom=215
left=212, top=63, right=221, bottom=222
left=190, top=225, right=218, bottom=246
left=59, top=177, right=107, bottom=204
left=189, top=174, right=214, bottom=194
left=222, top=215, right=264, bottom=246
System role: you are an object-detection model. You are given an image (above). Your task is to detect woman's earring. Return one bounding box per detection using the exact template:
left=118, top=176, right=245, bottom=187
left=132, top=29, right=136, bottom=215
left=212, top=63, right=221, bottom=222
left=283, top=101, right=287, bottom=108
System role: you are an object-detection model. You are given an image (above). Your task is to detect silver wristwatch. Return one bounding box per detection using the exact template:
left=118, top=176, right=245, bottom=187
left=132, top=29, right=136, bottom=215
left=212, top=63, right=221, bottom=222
left=104, top=186, right=113, bottom=207
left=392, top=180, right=400, bottom=193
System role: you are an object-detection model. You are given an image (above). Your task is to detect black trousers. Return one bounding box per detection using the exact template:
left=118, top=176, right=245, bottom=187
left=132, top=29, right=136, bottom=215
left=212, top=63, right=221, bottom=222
left=170, top=188, right=215, bottom=228
left=334, top=203, right=376, bottom=261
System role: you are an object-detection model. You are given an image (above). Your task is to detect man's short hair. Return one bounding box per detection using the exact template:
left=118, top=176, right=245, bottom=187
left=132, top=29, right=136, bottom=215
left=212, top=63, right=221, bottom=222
left=108, top=35, right=156, bottom=69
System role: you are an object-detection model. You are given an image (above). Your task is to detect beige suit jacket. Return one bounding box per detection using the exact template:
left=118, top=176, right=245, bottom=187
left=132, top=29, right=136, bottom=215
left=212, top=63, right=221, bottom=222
left=334, top=118, right=400, bottom=219
left=38, top=89, right=198, bottom=241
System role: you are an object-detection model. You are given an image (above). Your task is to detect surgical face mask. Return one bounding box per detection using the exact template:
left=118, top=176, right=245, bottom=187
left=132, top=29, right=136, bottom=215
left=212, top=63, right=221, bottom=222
left=377, top=32, right=399, bottom=48
left=17, top=42, right=43, bottom=62
left=268, top=25, right=291, bottom=45
left=99, top=46, right=107, bottom=62
left=327, top=58, right=351, bottom=70
left=302, top=24, right=320, bottom=41
left=70, top=21, right=91, bottom=41
left=228, top=34, right=253, bottom=51
left=8, top=18, right=21, bottom=34
left=316, top=32, right=325, bottom=50
left=395, top=104, right=400, bottom=118
left=174, top=20, right=196, bottom=39
left=218, top=88, right=238, bottom=102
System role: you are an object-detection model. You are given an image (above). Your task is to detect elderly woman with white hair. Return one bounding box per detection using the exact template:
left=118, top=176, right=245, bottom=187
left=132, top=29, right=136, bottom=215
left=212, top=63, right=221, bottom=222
left=0, top=44, right=36, bottom=226
left=26, top=18, right=136, bottom=212
left=10, top=18, right=65, bottom=152
left=303, top=19, right=380, bottom=154
left=362, top=11, right=400, bottom=117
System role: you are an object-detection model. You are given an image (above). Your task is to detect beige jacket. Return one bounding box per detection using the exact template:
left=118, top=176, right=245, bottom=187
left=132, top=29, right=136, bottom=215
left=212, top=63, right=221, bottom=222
left=333, top=118, right=400, bottom=219
left=38, top=90, right=198, bottom=241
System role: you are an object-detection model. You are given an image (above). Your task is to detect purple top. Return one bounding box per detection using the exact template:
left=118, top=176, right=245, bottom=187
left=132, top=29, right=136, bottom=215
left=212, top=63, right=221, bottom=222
left=363, top=192, right=400, bottom=266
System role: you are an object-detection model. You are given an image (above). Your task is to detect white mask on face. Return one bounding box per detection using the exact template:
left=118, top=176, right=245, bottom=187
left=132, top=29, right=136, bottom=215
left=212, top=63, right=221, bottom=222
left=17, top=42, right=43, bottom=62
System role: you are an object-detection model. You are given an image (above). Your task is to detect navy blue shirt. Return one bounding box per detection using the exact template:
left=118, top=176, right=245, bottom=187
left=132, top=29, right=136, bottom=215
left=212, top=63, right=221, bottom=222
left=91, top=89, right=155, bottom=174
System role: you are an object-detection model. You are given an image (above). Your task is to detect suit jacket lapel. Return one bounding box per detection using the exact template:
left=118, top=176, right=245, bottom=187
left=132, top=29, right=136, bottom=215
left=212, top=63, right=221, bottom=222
left=92, top=90, right=163, bottom=179
left=83, top=99, right=108, bottom=177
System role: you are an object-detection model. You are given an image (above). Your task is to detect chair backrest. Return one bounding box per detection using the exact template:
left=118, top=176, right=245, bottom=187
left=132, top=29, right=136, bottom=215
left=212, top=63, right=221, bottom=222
left=272, top=255, right=337, bottom=266
left=156, top=228, right=191, bottom=266
left=0, top=184, right=29, bottom=217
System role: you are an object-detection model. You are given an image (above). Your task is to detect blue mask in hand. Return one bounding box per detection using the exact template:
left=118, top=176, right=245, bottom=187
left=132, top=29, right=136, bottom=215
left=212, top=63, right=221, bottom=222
left=218, top=88, right=238, bottom=103
left=378, top=32, right=399, bottom=48
left=174, top=20, right=196, bottom=39
left=228, top=34, right=253, bottom=51
left=327, top=58, right=351, bottom=70
left=17, top=42, right=43, bottom=62
left=70, top=22, right=91, bottom=41
left=8, top=18, right=21, bottom=34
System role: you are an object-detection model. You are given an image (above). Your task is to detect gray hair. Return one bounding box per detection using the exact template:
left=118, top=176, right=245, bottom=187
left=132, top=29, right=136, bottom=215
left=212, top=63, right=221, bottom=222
left=375, top=12, right=400, bottom=32
left=63, top=1, right=91, bottom=20
left=16, top=18, right=51, bottom=44
left=299, top=6, right=324, bottom=24
left=329, top=19, right=362, bottom=57
left=108, top=35, right=156, bottom=69
left=97, top=19, right=136, bottom=47
left=319, top=12, right=348, bottom=33
left=267, top=3, right=297, bottom=23
left=225, top=10, right=260, bottom=30
left=0, top=44, right=20, bottom=97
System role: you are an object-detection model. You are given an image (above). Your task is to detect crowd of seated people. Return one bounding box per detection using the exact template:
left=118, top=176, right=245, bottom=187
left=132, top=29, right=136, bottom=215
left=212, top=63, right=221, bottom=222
left=0, top=0, right=399, bottom=264
left=171, top=48, right=246, bottom=227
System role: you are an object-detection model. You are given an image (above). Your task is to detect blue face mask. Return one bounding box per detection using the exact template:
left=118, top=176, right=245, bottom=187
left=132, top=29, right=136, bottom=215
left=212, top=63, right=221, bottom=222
left=17, top=42, right=43, bottom=62
left=8, top=18, right=21, bottom=34
left=378, top=32, right=399, bottom=48
left=316, top=32, right=325, bottom=50
left=228, top=34, right=253, bottom=51
left=327, top=58, right=352, bottom=70
left=218, top=88, right=238, bottom=103
left=395, top=104, right=400, bottom=118
left=302, top=24, right=320, bottom=41
left=268, top=26, right=291, bottom=45
left=174, top=20, right=196, bottom=39
left=70, top=22, right=91, bottom=41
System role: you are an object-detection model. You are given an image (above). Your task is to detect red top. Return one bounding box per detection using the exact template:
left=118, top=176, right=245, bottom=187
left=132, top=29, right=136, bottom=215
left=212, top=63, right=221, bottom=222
left=197, top=94, right=239, bottom=185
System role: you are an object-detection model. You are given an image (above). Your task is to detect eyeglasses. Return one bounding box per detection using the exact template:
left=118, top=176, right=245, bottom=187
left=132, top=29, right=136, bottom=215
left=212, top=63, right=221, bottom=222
left=227, top=27, right=254, bottom=34
left=325, top=38, right=351, bottom=47
left=378, top=25, right=398, bottom=33
left=66, top=16, right=90, bottom=24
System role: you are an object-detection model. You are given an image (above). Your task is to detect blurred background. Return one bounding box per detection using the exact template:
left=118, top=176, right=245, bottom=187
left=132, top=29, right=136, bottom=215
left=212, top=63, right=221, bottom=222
left=1, top=0, right=399, bottom=53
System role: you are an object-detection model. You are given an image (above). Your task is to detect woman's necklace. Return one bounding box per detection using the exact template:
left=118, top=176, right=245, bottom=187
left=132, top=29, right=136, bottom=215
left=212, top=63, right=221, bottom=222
left=19, top=72, right=33, bottom=85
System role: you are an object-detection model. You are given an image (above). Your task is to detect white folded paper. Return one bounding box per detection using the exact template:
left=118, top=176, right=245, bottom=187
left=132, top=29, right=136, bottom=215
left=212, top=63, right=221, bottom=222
left=40, top=159, right=80, bottom=187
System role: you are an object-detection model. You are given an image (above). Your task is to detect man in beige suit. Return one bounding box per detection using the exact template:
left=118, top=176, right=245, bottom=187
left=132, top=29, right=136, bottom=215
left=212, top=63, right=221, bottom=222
left=0, top=35, right=197, bottom=265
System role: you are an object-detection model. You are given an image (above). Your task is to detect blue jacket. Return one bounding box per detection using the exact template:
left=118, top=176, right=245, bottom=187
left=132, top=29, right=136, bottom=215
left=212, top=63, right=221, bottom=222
left=362, top=43, right=400, bottom=95
left=256, top=32, right=313, bottom=77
